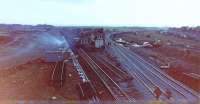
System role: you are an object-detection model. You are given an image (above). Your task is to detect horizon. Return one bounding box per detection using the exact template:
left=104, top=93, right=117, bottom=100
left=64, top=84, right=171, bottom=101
left=0, top=23, right=199, bottom=28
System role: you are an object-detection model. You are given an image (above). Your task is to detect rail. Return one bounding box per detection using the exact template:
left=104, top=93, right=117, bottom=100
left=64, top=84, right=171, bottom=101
left=78, top=48, right=134, bottom=102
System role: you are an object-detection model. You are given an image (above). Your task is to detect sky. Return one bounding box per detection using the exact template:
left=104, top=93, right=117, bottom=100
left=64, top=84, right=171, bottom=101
left=0, top=0, right=199, bottom=27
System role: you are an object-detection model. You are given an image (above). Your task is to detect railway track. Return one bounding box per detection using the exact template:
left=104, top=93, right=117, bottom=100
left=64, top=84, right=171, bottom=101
left=51, top=61, right=66, bottom=88
left=94, top=54, right=132, bottom=82
left=111, top=46, right=159, bottom=98
left=78, top=48, right=134, bottom=102
left=114, top=44, right=199, bottom=100
left=76, top=81, right=100, bottom=102
left=49, top=51, right=100, bottom=102
left=126, top=47, right=200, bottom=97
left=97, top=55, right=155, bottom=96
left=115, top=46, right=184, bottom=99
left=91, top=54, right=146, bottom=100
left=78, top=52, right=114, bottom=101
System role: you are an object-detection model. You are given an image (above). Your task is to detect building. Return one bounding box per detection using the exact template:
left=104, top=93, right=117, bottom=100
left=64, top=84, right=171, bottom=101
left=79, top=28, right=105, bottom=49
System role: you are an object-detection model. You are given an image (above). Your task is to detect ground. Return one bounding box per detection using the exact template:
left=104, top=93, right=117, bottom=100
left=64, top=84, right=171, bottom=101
left=0, top=25, right=199, bottom=103
left=0, top=27, right=81, bottom=103
left=0, top=59, right=80, bottom=102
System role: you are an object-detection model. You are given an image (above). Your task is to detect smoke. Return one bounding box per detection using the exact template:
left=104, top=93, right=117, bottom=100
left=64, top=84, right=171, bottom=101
left=36, top=33, right=69, bottom=50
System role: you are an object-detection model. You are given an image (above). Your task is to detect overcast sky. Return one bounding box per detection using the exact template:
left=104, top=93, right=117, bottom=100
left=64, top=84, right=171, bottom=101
left=0, top=0, right=199, bottom=27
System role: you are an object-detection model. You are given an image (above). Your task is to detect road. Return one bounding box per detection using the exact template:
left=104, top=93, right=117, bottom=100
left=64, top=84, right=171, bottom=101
left=106, top=33, right=199, bottom=102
